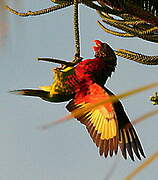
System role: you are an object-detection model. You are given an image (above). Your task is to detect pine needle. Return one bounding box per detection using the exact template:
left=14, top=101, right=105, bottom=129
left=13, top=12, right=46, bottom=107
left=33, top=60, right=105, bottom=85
left=132, top=109, right=158, bottom=125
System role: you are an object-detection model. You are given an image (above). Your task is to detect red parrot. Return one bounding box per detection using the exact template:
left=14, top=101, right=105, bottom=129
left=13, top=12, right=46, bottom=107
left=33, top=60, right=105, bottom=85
left=10, top=40, right=145, bottom=160
left=66, top=40, right=145, bottom=160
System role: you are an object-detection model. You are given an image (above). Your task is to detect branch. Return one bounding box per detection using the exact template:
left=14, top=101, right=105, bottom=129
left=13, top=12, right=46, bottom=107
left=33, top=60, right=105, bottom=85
left=5, top=2, right=73, bottom=17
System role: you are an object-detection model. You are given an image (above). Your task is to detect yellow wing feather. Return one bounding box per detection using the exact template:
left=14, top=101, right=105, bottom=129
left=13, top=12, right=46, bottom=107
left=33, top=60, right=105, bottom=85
left=87, top=106, right=118, bottom=140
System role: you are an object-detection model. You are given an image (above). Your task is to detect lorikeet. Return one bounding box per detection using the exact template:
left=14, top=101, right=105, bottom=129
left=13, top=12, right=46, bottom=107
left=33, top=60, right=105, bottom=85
left=10, top=40, right=145, bottom=160
left=66, top=40, right=145, bottom=160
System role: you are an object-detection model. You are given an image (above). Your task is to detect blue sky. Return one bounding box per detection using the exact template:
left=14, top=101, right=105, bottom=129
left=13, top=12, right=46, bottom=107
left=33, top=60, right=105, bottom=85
left=1, top=0, right=158, bottom=180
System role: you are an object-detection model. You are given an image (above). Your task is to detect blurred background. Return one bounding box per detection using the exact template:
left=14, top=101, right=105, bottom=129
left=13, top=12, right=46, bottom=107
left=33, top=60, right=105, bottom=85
left=1, top=0, right=158, bottom=180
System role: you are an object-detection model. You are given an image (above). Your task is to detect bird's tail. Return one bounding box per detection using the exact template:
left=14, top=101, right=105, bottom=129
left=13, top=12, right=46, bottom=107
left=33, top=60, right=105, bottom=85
left=9, top=89, right=49, bottom=98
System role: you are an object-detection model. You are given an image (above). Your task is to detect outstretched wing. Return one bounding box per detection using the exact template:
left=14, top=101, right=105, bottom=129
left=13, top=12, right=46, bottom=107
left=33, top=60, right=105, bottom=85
left=66, top=83, right=119, bottom=158
left=106, top=88, right=145, bottom=160
left=66, top=83, right=145, bottom=160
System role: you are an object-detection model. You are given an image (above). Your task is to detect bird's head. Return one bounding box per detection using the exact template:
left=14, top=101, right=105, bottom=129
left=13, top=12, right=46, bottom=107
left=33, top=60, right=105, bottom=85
left=92, top=40, right=117, bottom=67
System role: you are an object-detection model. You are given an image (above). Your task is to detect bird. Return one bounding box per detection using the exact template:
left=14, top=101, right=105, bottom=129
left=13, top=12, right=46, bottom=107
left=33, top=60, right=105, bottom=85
left=10, top=40, right=145, bottom=160
left=66, top=40, right=145, bottom=160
